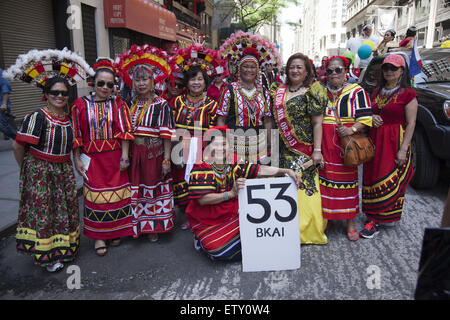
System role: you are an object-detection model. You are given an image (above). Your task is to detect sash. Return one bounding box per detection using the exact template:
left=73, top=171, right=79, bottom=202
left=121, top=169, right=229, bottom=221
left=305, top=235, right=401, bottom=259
left=273, top=85, right=313, bottom=158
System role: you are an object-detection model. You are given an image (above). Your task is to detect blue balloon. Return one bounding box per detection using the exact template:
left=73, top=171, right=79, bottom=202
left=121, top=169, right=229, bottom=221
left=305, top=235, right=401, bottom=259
left=358, top=44, right=372, bottom=60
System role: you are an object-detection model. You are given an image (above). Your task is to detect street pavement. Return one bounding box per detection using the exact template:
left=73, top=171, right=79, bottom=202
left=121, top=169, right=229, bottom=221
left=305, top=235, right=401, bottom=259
left=0, top=139, right=448, bottom=300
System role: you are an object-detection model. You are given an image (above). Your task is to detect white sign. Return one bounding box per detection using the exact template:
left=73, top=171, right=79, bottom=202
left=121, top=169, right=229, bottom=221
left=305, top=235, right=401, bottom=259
left=239, top=177, right=301, bottom=272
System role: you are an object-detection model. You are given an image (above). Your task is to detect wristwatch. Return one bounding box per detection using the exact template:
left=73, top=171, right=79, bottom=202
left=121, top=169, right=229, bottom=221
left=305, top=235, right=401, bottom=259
left=351, top=126, right=357, bottom=133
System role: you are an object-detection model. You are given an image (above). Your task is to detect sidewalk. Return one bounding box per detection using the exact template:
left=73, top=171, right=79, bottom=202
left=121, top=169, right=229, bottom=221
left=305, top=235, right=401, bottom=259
left=0, top=139, right=83, bottom=238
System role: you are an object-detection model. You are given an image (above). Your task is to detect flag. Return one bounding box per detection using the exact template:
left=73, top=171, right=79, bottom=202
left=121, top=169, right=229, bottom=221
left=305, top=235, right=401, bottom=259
left=410, top=39, right=423, bottom=78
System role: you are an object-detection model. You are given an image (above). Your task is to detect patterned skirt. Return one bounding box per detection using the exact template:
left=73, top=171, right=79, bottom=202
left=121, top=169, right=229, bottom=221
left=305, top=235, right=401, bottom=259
left=130, top=138, right=175, bottom=237
left=362, top=125, right=413, bottom=223
left=319, top=123, right=360, bottom=220
left=16, top=153, right=80, bottom=267
left=82, top=149, right=133, bottom=239
left=191, top=215, right=241, bottom=261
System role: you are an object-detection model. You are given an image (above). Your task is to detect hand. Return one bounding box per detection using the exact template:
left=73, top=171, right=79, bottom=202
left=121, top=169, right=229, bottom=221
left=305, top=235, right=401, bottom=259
left=311, top=150, right=323, bottom=166
left=0, top=104, right=7, bottom=111
left=161, top=161, right=171, bottom=178
left=74, top=157, right=86, bottom=177
left=231, top=178, right=246, bottom=197
left=372, top=115, right=384, bottom=128
left=395, top=150, right=407, bottom=167
left=336, top=125, right=353, bottom=137
left=286, top=169, right=303, bottom=189
left=120, top=157, right=130, bottom=171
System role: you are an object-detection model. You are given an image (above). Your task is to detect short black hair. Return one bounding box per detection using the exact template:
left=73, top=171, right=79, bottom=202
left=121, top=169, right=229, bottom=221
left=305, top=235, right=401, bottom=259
left=183, top=65, right=210, bottom=89
left=406, top=26, right=417, bottom=38
left=43, top=76, right=70, bottom=95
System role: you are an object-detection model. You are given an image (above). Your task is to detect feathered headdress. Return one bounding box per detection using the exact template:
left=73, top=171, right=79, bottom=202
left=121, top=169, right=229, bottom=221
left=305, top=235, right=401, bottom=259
left=171, top=44, right=228, bottom=78
left=3, top=47, right=94, bottom=88
left=218, top=30, right=283, bottom=68
left=114, top=44, right=174, bottom=87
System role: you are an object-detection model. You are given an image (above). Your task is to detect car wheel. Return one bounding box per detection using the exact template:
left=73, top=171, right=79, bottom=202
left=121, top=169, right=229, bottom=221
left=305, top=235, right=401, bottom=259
left=410, top=126, right=440, bottom=189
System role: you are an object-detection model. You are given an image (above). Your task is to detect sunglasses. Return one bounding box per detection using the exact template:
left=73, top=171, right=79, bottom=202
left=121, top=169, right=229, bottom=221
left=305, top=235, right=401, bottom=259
left=96, top=80, right=115, bottom=89
left=382, top=64, right=400, bottom=72
left=326, top=67, right=345, bottom=75
left=173, top=82, right=184, bottom=89
left=48, top=90, right=69, bottom=97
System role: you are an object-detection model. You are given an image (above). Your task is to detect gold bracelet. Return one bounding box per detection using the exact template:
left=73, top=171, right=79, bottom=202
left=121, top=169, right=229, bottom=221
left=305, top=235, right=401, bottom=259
left=162, top=159, right=170, bottom=164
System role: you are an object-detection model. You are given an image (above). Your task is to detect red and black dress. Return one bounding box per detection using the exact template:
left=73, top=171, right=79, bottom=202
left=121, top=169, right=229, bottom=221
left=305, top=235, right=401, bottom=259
left=362, top=88, right=416, bottom=223
left=129, top=96, right=176, bottom=237
left=319, top=83, right=372, bottom=220
left=15, top=108, right=80, bottom=267
left=217, top=82, right=272, bottom=163
left=71, top=96, right=134, bottom=240
left=186, top=161, right=260, bottom=261
left=172, top=94, right=217, bottom=208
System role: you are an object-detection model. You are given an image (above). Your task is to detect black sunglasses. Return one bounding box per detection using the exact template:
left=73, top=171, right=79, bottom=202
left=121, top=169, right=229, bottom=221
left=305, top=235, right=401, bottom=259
left=48, top=90, right=69, bottom=97
left=326, top=67, right=345, bottom=75
left=382, top=64, right=400, bottom=72
left=173, top=82, right=184, bottom=89
left=96, top=80, right=115, bottom=89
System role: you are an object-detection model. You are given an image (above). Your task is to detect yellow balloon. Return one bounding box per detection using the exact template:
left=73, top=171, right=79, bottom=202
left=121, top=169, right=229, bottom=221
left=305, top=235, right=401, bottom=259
left=362, top=40, right=375, bottom=51
left=441, top=40, right=450, bottom=48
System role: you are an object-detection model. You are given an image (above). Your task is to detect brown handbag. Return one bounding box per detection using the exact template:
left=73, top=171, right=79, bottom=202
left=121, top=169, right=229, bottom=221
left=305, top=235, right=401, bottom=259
left=334, top=109, right=375, bottom=167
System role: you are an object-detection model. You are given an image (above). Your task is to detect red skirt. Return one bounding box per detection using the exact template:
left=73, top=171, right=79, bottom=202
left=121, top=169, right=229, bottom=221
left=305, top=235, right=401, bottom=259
left=319, top=123, right=359, bottom=220
left=362, top=125, right=413, bottom=223
left=130, top=139, right=175, bottom=237
left=82, top=149, right=133, bottom=239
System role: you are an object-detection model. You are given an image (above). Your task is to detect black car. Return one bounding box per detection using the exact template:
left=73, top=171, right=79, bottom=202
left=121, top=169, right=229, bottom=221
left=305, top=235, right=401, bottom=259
left=360, top=48, right=450, bottom=189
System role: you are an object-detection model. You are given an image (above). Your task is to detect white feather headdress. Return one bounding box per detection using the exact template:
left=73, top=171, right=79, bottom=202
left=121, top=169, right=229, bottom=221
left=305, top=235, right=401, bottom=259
left=3, top=47, right=94, bottom=88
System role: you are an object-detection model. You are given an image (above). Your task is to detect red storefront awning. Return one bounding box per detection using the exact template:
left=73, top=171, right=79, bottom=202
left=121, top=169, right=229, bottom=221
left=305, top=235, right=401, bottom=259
left=104, top=0, right=177, bottom=42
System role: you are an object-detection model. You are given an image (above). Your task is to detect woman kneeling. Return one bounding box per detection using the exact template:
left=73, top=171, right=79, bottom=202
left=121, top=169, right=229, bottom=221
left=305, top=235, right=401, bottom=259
left=185, top=126, right=302, bottom=261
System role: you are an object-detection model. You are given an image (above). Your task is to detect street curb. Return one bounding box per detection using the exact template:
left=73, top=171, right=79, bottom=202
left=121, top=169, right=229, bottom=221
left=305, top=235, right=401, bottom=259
left=0, top=186, right=83, bottom=239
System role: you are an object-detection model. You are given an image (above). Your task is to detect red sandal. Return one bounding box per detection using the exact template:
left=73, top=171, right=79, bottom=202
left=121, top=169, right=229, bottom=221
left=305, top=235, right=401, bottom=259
left=347, top=228, right=359, bottom=242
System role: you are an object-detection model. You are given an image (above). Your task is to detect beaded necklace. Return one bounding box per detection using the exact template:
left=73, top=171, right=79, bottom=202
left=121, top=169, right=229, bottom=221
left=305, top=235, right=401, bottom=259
left=131, top=97, right=153, bottom=129
left=89, top=94, right=112, bottom=137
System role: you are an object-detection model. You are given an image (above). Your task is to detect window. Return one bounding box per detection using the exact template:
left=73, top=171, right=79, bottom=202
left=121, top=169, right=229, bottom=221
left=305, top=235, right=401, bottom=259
left=81, top=4, right=98, bottom=68
left=331, top=34, right=336, bottom=43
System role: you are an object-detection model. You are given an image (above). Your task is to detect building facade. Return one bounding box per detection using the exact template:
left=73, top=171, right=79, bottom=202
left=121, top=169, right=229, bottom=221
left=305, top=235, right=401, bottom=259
left=294, top=0, right=349, bottom=65
left=344, top=0, right=450, bottom=47
left=0, top=0, right=214, bottom=120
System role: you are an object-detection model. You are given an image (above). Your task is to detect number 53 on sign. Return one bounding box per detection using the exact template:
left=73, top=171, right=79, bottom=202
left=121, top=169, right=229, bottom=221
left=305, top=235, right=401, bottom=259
left=238, top=177, right=301, bottom=272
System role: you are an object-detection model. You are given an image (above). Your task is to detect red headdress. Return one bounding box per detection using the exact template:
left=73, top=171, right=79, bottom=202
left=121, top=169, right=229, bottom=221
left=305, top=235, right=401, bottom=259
left=114, top=44, right=174, bottom=88
left=93, top=57, right=117, bottom=74
left=325, top=56, right=351, bottom=69
left=171, top=44, right=228, bottom=78
left=218, top=30, right=282, bottom=68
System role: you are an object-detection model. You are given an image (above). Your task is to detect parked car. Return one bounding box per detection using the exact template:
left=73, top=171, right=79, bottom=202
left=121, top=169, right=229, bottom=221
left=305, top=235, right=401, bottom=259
left=359, top=48, right=450, bottom=189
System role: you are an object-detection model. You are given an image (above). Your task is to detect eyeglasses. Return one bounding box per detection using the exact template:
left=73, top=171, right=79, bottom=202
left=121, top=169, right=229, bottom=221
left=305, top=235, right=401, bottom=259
left=173, top=82, right=184, bottom=89
left=382, top=64, right=400, bottom=72
left=96, top=80, right=115, bottom=89
left=48, top=90, right=69, bottom=97
left=326, top=67, right=345, bottom=75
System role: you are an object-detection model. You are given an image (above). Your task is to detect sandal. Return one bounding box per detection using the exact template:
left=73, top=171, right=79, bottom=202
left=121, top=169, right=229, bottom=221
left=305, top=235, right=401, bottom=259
left=148, top=234, right=159, bottom=242
left=111, top=238, right=121, bottom=247
left=347, top=228, right=359, bottom=242
left=46, top=262, right=64, bottom=273
left=95, top=240, right=108, bottom=256
left=181, top=220, right=190, bottom=230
